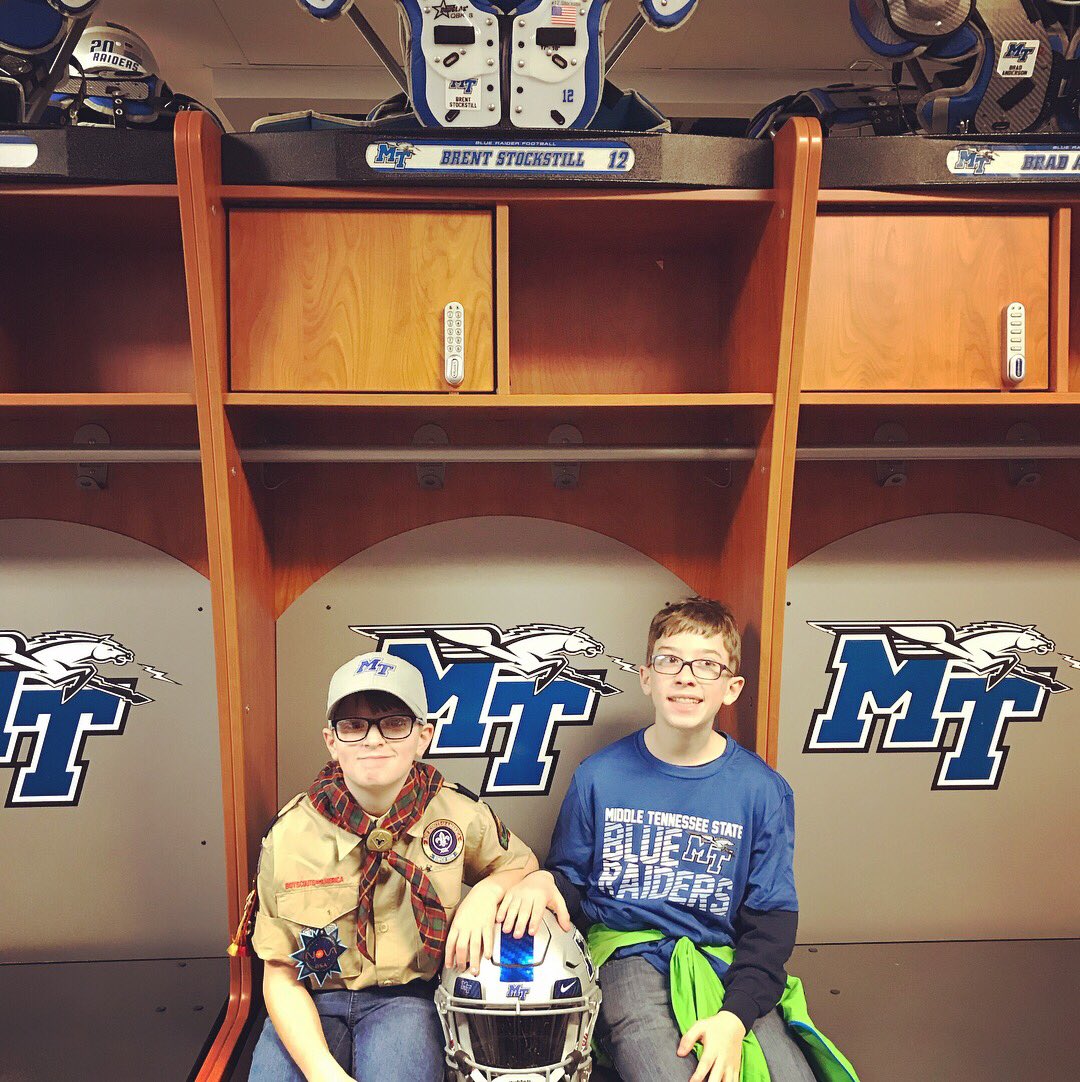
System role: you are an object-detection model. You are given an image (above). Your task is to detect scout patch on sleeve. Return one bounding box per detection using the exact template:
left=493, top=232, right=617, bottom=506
left=423, top=818, right=464, bottom=864
left=290, top=924, right=346, bottom=986
left=485, top=803, right=510, bottom=850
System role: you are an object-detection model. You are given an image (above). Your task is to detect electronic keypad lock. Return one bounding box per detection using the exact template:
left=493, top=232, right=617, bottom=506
left=444, top=302, right=465, bottom=386
left=1002, top=302, right=1026, bottom=385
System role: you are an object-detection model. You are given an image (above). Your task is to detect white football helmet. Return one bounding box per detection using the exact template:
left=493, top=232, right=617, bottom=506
left=51, top=21, right=164, bottom=124
left=436, top=911, right=601, bottom=1082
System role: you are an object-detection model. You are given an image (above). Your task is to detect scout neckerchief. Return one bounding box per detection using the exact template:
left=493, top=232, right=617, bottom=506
left=307, top=759, right=448, bottom=964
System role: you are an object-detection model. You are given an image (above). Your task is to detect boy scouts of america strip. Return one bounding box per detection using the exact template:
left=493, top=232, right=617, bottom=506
left=308, top=760, right=448, bottom=962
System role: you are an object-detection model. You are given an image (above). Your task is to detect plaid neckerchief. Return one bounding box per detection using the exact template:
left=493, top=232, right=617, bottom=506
left=307, top=759, right=448, bottom=964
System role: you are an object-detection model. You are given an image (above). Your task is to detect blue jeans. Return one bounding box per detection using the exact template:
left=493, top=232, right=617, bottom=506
left=248, top=985, right=445, bottom=1082
left=595, top=955, right=817, bottom=1082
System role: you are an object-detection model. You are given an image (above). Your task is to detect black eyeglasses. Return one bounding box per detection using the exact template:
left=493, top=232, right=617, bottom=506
left=331, top=714, right=418, bottom=742
left=650, top=654, right=733, bottom=682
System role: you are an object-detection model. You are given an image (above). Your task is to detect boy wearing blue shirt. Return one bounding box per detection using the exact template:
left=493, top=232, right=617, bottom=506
left=542, top=598, right=856, bottom=1082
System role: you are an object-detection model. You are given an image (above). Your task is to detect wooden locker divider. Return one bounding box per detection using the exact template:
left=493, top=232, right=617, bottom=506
left=176, top=111, right=278, bottom=1082
left=175, top=109, right=823, bottom=1078
left=1069, top=200, right=1080, bottom=393
left=758, top=119, right=822, bottom=768
left=697, top=117, right=822, bottom=762
left=1049, top=207, right=1071, bottom=392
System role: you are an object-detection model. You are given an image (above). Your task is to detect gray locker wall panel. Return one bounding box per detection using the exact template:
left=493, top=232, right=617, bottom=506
left=778, top=513, right=1080, bottom=942
left=0, top=519, right=227, bottom=961
left=276, top=516, right=697, bottom=861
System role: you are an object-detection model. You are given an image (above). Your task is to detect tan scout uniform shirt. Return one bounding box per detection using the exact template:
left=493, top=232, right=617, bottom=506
left=253, top=785, right=534, bottom=991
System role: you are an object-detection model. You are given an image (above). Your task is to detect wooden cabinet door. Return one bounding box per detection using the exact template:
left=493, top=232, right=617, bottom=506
left=802, top=213, right=1050, bottom=391
left=229, top=208, right=493, bottom=392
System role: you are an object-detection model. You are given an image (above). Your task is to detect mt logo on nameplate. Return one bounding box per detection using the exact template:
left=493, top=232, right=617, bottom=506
left=948, top=144, right=1080, bottom=177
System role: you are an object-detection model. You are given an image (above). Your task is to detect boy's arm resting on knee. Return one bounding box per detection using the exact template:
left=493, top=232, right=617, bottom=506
left=262, top=961, right=352, bottom=1082
left=720, top=906, right=798, bottom=1032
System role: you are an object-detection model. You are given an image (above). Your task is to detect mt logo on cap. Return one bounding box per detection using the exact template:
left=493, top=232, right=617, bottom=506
left=327, top=651, right=429, bottom=721
left=356, top=658, right=396, bottom=677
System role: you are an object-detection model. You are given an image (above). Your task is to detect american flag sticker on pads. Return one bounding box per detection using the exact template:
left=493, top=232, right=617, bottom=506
left=550, top=2, right=577, bottom=27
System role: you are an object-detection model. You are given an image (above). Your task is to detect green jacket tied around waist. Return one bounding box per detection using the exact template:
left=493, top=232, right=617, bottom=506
left=587, top=925, right=860, bottom=1082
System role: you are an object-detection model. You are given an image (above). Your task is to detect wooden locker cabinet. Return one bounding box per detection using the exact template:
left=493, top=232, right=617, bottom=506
left=176, top=114, right=822, bottom=1082
left=229, top=207, right=494, bottom=392
left=802, top=211, right=1051, bottom=391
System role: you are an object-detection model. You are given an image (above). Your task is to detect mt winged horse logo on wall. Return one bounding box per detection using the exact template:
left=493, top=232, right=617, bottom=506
left=807, top=619, right=1075, bottom=789
left=355, top=622, right=631, bottom=697
left=352, top=622, right=639, bottom=796
left=0, top=630, right=180, bottom=807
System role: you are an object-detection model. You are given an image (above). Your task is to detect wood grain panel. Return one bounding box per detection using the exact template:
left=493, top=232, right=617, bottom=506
left=1049, top=208, right=1070, bottom=392
left=220, top=185, right=773, bottom=206
left=757, top=117, right=822, bottom=766
left=0, top=464, right=207, bottom=575
left=796, top=401, right=1080, bottom=448
left=509, top=201, right=772, bottom=394
left=792, top=399, right=1080, bottom=557
left=0, top=404, right=198, bottom=444
left=789, top=459, right=1080, bottom=565
left=495, top=204, right=511, bottom=393
left=801, top=391, right=1080, bottom=405
left=0, top=195, right=193, bottom=394
left=1070, top=207, right=1080, bottom=392
left=177, top=111, right=275, bottom=1081
left=803, top=213, right=1050, bottom=391
left=230, top=208, right=494, bottom=392
left=226, top=391, right=775, bottom=408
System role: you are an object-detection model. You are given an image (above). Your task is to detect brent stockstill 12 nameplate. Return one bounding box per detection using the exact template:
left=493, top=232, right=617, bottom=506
left=366, top=139, right=635, bottom=175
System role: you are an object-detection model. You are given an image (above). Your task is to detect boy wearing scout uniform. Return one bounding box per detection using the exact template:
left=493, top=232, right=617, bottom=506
left=245, top=651, right=567, bottom=1082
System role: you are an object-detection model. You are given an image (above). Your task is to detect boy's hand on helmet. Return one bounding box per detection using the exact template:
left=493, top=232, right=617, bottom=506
left=496, top=870, right=572, bottom=938
left=446, top=879, right=502, bottom=975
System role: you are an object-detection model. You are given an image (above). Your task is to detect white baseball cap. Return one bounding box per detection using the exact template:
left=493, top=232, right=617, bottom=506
left=326, top=651, right=429, bottom=721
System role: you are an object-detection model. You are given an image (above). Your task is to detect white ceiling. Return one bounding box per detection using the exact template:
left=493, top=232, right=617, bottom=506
left=95, top=1, right=885, bottom=130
